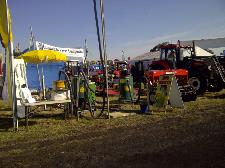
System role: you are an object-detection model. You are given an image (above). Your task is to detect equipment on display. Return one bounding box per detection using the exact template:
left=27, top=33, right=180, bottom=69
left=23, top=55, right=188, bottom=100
left=152, top=74, right=184, bottom=113
left=59, top=60, right=98, bottom=119
left=145, top=67, right=196, bottom=103
left=157, top=41, right=225, bottom=94
left=119, top=73, right=134, bottom=102
left=54, top=80, right=66, bottom=90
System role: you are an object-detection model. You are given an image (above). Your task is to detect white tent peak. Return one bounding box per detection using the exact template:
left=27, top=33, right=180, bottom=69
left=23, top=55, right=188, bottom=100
left=181, top=45, right=213, bottom=57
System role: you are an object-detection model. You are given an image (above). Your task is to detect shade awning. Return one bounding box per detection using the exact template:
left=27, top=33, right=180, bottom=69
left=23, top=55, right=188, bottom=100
left=17, top=50, right=68, bottom=63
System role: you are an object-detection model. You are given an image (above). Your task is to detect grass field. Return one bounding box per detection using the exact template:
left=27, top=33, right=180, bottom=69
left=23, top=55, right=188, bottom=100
left=0, top=90, right=225, bottom=167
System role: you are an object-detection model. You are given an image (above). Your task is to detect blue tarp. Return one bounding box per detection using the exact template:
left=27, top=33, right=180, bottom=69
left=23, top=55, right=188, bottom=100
left=26, top=62, right=65, bottom=90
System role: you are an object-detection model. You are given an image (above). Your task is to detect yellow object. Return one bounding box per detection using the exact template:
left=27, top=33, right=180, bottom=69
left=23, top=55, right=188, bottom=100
left=17, top=50, right=67, bottom=63
left=120, top=79, right=125, bottom=84
left=124, top=86, right=129, bottom=92
left=0, top=0, right=13, bottom=48
left=113, top=83, right=119, bottom=90
left=80, top=87, right=85, bottom=93
left=55, top=80, right=65, bottom=89
left=141, top=82, right=145, bottom=90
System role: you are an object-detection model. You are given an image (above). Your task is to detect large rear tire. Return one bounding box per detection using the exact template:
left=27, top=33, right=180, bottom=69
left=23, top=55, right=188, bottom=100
left=207, top=82, right=223, bottom=92
left=188, top=76, right=207, bottom=95
left=149, top=92, right=155, bottom=105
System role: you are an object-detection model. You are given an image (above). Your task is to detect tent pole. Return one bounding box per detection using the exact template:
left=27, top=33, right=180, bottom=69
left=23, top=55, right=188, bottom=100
left=36, top=64, right=42, bottom=90
left=41, top=64, right=47, bottom=110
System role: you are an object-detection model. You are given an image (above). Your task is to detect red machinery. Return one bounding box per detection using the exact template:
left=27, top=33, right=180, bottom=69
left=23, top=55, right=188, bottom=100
left=145, top=69, right=188, bottom=87
left=112, top=60, right=129, bottom=79
left=151, top=42, right=225, bottom=94
left=144, top=44, right=197, bottom=103
left=145, top=68, right=196, bottom=103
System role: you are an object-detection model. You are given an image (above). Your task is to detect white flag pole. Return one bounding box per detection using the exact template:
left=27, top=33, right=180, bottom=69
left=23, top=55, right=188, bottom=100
left=5, top=0, right=17, bottom=130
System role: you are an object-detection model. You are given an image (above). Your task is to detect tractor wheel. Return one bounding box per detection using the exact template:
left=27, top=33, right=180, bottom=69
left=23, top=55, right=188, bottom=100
left=188, top=76, right=207, bottom=95
left=149, top=92, right=155, bottom=105
left=207, top=82, right=223, bottom=92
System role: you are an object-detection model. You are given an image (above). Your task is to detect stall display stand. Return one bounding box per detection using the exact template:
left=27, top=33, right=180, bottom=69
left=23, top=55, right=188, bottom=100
left=152, top=74, right=184, bottom=114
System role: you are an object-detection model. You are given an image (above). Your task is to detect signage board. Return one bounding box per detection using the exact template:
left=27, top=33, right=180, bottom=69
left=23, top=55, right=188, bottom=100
left=35, top=41, right=85, bottom=62
left=153, top=74, right=173, bottom=110
left=152, top=74, right=183, bottom=112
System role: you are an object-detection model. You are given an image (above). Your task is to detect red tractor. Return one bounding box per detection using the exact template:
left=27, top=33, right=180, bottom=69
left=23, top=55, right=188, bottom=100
left=130, top=59, right=196, bottom=103
left=151, top=41, right=225, bottom=94
left=145, top=61, right=197, bottom=103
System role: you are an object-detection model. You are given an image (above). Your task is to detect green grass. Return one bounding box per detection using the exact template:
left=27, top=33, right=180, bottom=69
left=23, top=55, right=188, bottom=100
left=0, top=89, right=225, bottom=146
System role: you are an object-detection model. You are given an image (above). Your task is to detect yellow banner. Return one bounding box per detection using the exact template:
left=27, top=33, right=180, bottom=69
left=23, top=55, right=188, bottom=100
left=0, top=0, right=13, bottom=48
left=0, top=0, right=13, bottom=105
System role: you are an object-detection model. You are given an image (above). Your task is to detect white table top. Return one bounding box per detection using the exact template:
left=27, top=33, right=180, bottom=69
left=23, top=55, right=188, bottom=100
left=21, top=99, right=71, bottom=107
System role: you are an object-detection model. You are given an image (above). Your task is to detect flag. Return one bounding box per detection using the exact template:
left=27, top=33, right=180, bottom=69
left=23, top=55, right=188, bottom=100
left=0, top=0, right=14, bottom=105
left=0, top=0, right=17, bottom=130
left=0, top=0, right=13, bottom=48
left=2, top=47, right=12, bottom=103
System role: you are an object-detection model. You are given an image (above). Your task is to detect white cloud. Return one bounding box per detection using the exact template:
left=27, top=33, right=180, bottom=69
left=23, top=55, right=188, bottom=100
left=125, top=31, right=190, bottom=47
left=108, top=24, right=225, bottom=59
left=119, top=31, right=190, bottom=58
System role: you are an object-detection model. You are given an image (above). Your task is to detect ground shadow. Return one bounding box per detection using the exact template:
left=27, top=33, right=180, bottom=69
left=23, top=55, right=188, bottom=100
left=0, top=107, right=12, bottom=111
left=118, top=109, right=141, bottom=114
left=33, top=113, right=65, bottom=120
left=0, top=117, right=38, bottom=132
left=117, top=131, right=225, bottom=168
left=205, top=93, right=225, bottom=99
left=18, top=120, right=38, bottom=127
left=0, top=117, right=13, bottom=131
left=0, top=106, right=66, bottom=131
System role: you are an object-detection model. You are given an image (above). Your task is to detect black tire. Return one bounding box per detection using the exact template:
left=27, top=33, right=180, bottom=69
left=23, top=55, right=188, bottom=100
left=207, top=82, right=224, bottom=92
left=179, top=85, right=197, bottom=102
left=181, top=93, right=197, bottom=102
left=188, top=76, right=207, bottom=95
left=149, top=92, right=155, bottom=105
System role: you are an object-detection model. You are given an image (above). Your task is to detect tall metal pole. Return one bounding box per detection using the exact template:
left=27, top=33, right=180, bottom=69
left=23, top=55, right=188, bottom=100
left=122, top=50, right=125, bottom=61
left=93, top=0, right=106, bottom=114
left=100, top=0, right=110, bottom=118
left=29, top=26, right=42, bottom=91
left=84, top=39, right=88, bottom=63
left=92, top=0, right=104, bottom=66
left=84, top=39, right=90, bottom=77
left=29, top=26, right=33, bottom=50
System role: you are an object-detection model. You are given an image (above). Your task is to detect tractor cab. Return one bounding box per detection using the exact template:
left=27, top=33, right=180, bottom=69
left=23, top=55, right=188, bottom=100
left=160, top=44, right=178, bottom=62
left=148, top=44, right=180, bottom=71
left=145, top=43, right=196, bottom=101
left=159, top=43, right=195, bottom=68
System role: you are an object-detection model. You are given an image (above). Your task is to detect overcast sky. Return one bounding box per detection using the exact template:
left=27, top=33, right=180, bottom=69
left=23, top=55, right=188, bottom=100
left=2, top=0, right=225, bottom=60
